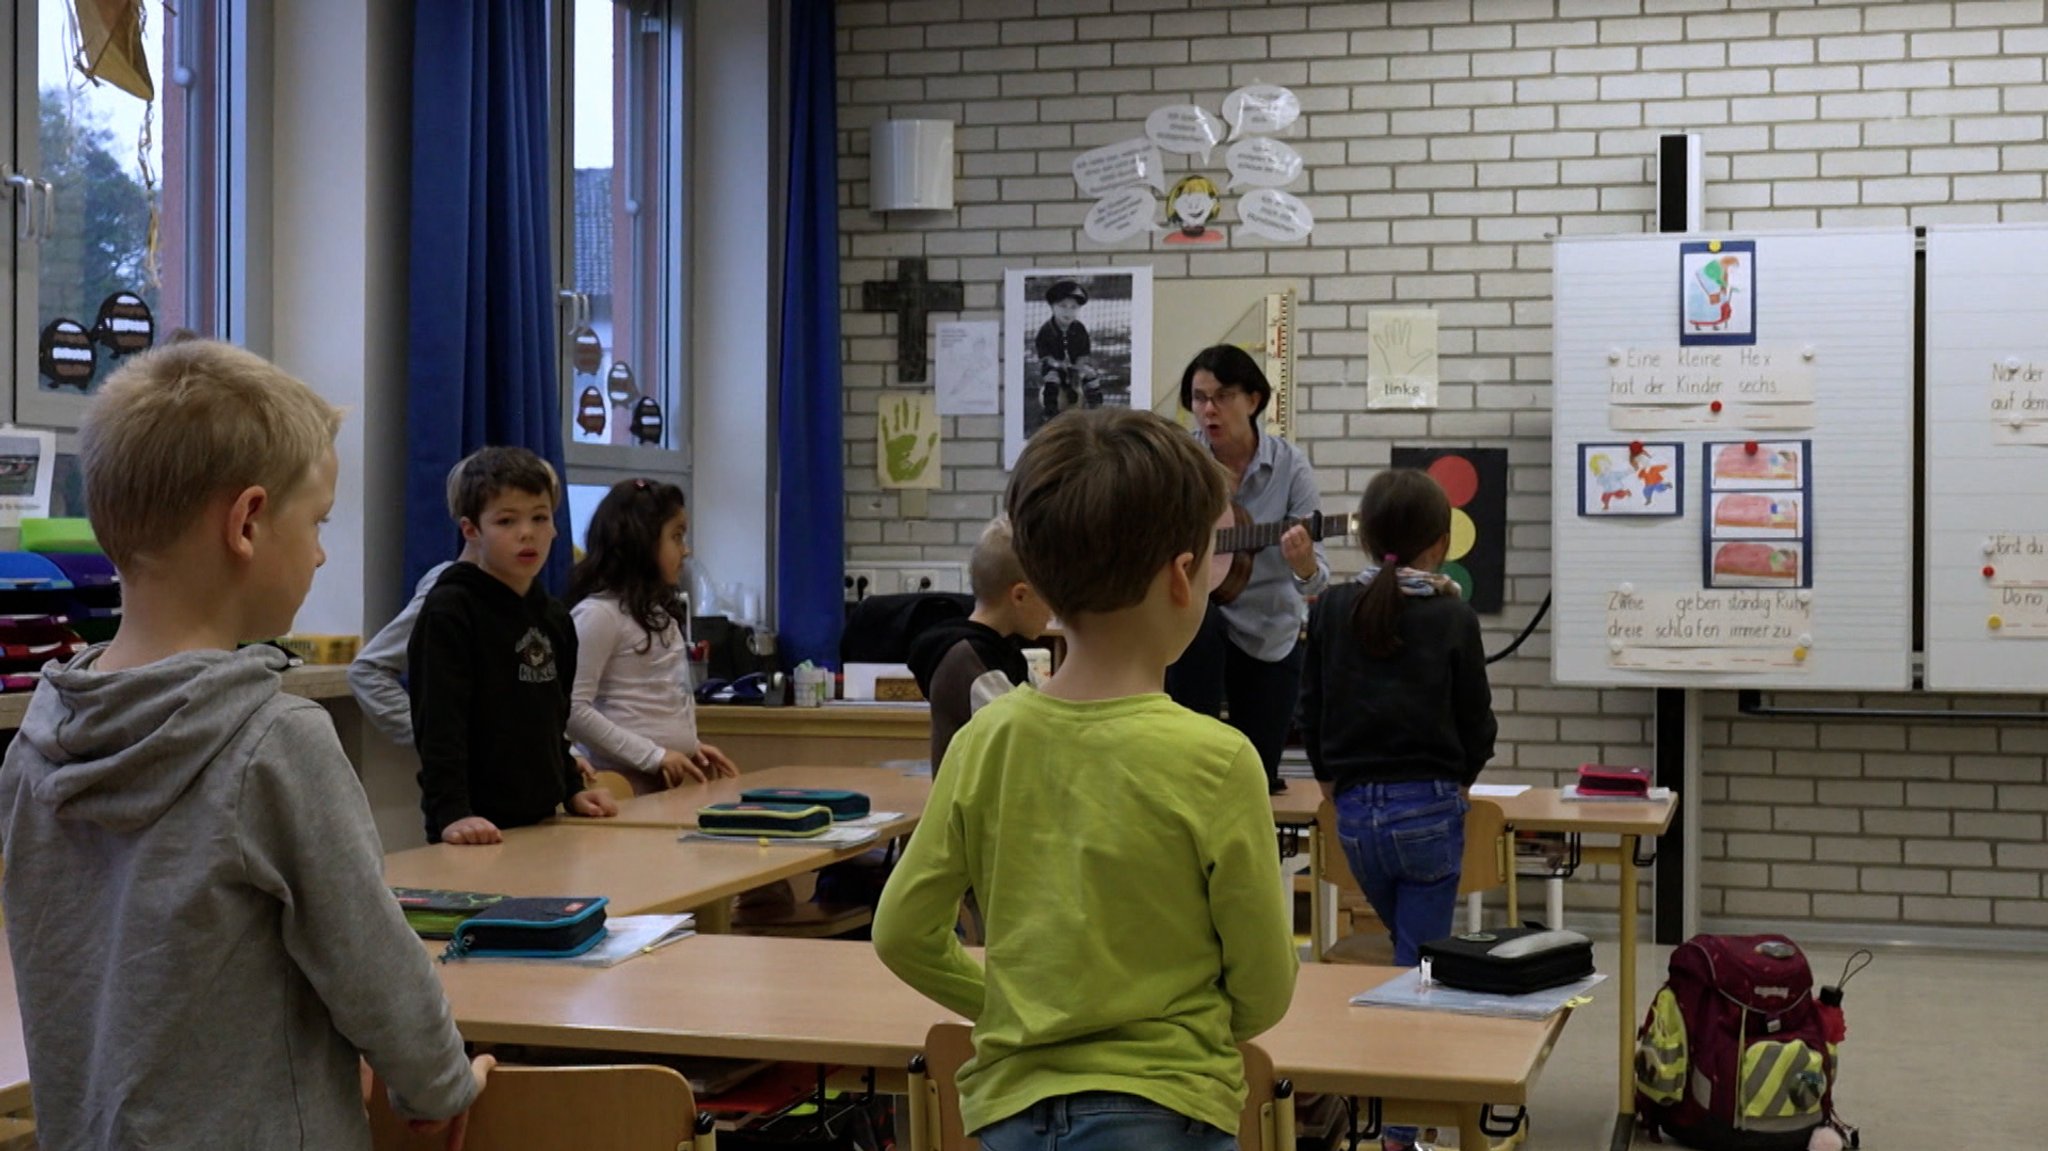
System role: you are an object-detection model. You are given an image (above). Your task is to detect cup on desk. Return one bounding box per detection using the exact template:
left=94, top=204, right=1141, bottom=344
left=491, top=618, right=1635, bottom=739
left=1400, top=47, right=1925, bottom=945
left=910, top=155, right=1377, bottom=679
left=792, top=666, right=831, bottom=708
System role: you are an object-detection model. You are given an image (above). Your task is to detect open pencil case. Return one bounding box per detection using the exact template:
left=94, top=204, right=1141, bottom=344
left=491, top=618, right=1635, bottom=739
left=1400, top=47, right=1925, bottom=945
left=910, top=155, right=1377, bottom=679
left=440, top=896, right=609, bottom=961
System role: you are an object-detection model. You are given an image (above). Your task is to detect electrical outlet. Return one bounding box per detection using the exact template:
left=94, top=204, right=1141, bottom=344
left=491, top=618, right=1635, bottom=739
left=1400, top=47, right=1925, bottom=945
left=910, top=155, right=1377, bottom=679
left=843, top=568, right=881, bottom=603
left=897, top=567, right=960, bottom=594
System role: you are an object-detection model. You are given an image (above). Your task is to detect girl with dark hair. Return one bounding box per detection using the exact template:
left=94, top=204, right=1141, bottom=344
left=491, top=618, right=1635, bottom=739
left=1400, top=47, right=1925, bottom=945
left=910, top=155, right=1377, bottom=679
left=1167, top=344, right=1328, bottom=793
left=566, top=479, right=738, bottom=795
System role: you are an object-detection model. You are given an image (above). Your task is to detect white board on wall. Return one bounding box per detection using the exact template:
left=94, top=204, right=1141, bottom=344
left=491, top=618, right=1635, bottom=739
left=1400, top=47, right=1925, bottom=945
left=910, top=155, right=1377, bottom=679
left=1550, top=230, right=1915, bottom=691
left=1924, top=225, right=2048, bottom=692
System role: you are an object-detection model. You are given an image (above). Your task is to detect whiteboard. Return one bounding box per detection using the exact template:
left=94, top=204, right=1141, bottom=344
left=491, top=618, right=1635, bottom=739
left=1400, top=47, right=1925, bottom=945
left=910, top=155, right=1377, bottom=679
left=1923, top=225, right=2048, bottom=692
left=1551, top=230, right=1915, bottom=690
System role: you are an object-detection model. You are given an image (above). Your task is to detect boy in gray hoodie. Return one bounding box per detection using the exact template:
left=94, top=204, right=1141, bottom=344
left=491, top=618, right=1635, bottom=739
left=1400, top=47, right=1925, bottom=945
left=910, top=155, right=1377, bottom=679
left=0, top=341, right=489, bottom=1149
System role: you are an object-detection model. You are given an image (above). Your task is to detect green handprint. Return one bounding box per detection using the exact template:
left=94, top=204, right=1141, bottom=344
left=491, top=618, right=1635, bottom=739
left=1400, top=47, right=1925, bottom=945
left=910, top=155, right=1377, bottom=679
left=882, top=395, right=939, bottom=484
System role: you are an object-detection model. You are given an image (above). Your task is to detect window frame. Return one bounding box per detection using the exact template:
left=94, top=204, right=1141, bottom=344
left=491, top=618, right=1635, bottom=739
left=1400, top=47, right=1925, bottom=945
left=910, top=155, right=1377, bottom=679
left=551, top=0, right=693, bottom=480
left=2, top=0, right=261, bottom=432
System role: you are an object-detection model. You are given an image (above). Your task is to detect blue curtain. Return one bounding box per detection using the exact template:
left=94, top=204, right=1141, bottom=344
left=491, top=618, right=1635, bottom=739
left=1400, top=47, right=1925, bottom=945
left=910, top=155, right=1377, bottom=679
left=403, top=2, right=570, bottom=597
left=775, top=0, right=844, bottom=667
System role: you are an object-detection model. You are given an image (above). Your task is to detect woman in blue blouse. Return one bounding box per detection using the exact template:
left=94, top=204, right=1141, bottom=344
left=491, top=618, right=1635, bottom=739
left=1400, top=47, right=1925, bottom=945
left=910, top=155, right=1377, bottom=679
left=1168, top=345, right=1330, bottom=793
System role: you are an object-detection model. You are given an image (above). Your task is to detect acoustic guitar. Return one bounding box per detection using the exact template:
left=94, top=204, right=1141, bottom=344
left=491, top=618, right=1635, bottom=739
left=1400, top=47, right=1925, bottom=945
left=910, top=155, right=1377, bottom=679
left=1209, top=504, right=1355, bottom=605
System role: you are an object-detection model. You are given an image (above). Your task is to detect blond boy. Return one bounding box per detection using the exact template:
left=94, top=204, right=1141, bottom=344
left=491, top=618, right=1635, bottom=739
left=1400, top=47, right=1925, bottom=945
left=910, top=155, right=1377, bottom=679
left=905, top=516, right=1054, bottom=772
left=874, top=408, right=1298, bottom=1150
left=0, top=341, right=487, bottom=1148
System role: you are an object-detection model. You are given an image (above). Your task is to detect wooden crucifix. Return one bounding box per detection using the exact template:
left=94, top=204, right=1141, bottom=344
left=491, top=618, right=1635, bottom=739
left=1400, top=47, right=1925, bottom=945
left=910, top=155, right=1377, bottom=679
left=861, top=257, right=964, bottom=383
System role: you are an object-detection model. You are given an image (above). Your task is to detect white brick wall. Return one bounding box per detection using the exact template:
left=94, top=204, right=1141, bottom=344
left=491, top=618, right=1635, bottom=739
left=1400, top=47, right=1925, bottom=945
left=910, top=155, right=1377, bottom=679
left=835, top=0, right=2048, bottom=935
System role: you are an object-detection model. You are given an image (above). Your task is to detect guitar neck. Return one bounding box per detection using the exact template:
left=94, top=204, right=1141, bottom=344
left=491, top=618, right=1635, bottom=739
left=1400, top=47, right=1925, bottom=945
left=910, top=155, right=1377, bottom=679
left=1216, top=511, right=1349, bottom=555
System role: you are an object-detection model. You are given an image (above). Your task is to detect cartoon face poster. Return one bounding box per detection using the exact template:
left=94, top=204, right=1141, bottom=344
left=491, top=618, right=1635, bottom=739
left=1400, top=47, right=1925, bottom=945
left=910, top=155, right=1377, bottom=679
left=1579, top=441, right=1682, bottom=517
left=1679, top=239, right=1757, bottom=346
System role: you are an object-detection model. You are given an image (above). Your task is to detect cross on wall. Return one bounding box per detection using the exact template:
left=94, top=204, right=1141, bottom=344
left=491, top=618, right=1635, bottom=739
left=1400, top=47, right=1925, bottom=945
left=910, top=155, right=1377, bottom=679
left=860, top=258, right=964, bottom=383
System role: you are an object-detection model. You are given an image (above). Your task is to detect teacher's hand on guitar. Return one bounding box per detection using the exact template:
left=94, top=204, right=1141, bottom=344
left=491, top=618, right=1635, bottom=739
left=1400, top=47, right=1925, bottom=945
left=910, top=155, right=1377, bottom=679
left=1279, top=524, right=1317, bottom=580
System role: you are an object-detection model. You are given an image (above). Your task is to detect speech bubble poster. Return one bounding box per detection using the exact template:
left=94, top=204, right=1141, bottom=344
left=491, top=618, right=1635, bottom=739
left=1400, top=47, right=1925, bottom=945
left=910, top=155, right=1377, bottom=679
left=1074, top=88, right=1312, bottom=248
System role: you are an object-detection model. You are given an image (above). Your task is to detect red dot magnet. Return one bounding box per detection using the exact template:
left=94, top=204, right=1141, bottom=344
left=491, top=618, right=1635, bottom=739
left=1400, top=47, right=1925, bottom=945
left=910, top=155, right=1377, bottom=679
left=1628, top=440, right=1644, bottom=455
left=1744, top=441, right=1759, bottom=455
left=1985, top=565, right=1997, bottom=578
left=1710, top=400, right=1724, bottom=413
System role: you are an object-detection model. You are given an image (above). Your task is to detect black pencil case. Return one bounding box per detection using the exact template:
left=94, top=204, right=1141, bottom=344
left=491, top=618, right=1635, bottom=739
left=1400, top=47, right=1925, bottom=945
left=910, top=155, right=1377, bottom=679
left=1418, top=927, right=1595, bottom=995
left=738, top=787, right=870, bottom=820
left=441, top=896, right=609, bottom=961
left=698, top=802, right=833, bottom=837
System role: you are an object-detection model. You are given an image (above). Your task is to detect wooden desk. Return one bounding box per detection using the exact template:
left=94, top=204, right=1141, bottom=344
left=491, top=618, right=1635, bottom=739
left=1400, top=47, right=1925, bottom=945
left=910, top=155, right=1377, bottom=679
left=0, top=663, right=354, bottom=733
left=1277, top=786, right=1677, bottom=1150
left=593, top=765, right=931, bottom=836
left=435, top=935, right=1569, bottom=1149
left=698, top=704, right=930, bottom=768
left=383, top=824, right=843, bottom=930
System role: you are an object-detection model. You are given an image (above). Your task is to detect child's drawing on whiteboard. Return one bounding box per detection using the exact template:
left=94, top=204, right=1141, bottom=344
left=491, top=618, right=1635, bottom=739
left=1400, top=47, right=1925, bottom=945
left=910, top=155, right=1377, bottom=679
left=1578, top=442, right=1681, bottom=517
left=1679, top=240, right=1757, bottom=346
left=1710, top=541, right=1803, bottom=588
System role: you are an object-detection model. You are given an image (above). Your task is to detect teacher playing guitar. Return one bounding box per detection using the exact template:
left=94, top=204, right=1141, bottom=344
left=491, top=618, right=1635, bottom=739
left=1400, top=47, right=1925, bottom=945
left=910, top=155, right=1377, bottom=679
left=1167, top=345, right=1329, bottom=794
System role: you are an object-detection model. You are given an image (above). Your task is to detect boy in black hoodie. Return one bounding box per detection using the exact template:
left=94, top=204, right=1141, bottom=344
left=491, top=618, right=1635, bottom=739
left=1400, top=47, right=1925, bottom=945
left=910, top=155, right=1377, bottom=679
left=906, top=517, right=1053, bottom=774
left=408, top=447, right=619, bottom=844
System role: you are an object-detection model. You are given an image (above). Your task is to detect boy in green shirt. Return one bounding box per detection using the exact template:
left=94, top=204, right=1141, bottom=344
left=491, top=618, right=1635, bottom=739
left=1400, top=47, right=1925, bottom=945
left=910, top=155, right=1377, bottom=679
left=874, top=409, right=1298, bottom=1151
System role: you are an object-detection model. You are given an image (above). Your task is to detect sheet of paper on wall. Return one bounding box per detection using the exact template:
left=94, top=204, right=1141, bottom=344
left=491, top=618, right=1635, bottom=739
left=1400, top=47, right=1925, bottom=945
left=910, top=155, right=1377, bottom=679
left=934, top=321, right=1000, bottom=416
left=1988, top=585, right=2048, bottom=637
left=876, top=392, right=942, bottom=490
left=1989, top=356, right=2048, bottom=444
left=1605, top=345, right=1815, bottom=430
left=0, top=428, right=57, bottom=529
left=1605, top=586, right=1814, bottom=671
left=1982, top=533, right=2048, bottom=587
left=1367, top=309, right=1438, bottom=410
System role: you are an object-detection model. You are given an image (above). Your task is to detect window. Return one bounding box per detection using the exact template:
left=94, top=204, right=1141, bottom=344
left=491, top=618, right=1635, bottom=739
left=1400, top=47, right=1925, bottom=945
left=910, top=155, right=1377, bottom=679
left=552, top=0, right=690, bottom=484
left=3, top=0, right=252, bottom=441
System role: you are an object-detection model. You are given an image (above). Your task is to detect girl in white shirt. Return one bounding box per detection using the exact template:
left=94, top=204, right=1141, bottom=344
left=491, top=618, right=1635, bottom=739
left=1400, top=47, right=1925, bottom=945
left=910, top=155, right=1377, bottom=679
left=565, top=479, right=738, bottom=794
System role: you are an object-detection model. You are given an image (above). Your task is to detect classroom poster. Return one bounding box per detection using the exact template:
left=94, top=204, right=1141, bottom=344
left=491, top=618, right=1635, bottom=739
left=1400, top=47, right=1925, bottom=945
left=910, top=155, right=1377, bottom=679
left=1703, top=439, right=1812, bottom=589
left=1391, top=447, right=1505, bottom=613
left=877, top=393, right=941, bottom=490
left=1367, top=309, right=1439, bottom=410
left=1578, top=441, right=1681, bottom=517
left=1680, top=240, right=1757, bottom=346
left=1003, top=267, right=1153, bottom=469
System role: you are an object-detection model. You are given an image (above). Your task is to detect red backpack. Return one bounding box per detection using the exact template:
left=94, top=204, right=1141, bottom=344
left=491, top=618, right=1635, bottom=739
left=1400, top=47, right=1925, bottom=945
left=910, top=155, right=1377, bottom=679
left=1635, top=934, right=1845, bottom=1150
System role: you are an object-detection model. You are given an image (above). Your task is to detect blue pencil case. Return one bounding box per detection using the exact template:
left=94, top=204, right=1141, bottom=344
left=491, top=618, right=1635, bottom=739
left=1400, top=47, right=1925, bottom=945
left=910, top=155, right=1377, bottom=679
left=440, top=896, right=608, bottom=961
left=738, top=787, right=870, bottom=821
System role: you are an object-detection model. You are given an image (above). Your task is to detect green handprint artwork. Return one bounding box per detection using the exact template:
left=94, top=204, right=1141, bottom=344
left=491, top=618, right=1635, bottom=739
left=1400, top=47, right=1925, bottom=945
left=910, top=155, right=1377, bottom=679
left=878, top=392, right=941, bottom=489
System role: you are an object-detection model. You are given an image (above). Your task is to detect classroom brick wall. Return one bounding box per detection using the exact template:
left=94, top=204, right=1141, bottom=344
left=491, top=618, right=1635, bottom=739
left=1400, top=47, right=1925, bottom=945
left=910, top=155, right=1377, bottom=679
left=833, top=0, right=2048, bottom=938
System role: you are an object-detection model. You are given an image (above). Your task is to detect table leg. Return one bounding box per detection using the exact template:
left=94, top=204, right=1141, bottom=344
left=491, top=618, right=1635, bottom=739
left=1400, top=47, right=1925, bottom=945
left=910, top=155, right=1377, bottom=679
left=1307, top=825, right=1325, bottom=961
left=1612, top=833, right=1640, bottom=1151
left=694, top=898, right=733, bottom=935
left=1456, top=1103, right=1486, bottom=1151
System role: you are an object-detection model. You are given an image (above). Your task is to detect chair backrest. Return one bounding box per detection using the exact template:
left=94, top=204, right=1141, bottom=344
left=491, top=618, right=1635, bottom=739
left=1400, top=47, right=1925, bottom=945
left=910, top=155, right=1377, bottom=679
left=916, top=1023, right=1290, bottom=1151
left=1314, top=797, right=1510, bottom=901
left=592, top=770, right=636, bottom=803
left=368, top=1064, right=704, bottom=1151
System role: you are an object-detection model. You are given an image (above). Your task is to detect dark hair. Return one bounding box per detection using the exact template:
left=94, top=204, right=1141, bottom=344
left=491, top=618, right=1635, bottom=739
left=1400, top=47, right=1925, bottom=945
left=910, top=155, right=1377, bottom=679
left=565, top=479, right=690, bottom=651
left=1007, top=408, right=1228, bottom=618
left=1351, top=469, right=1452, bottom=659
left=453, top=446, right=558, bottom=525
left=1177, top=344, right=1272, bottom=418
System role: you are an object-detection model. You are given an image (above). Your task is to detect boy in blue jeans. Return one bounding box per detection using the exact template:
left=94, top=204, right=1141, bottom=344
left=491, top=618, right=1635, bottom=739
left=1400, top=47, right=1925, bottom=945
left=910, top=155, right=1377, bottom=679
left=875, top=408, right=1298, bottom=1151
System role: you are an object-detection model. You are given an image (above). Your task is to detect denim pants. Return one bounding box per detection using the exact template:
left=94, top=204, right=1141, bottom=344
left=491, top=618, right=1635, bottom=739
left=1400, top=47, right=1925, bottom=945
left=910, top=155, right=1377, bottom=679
left=976, top=1093, right=1235, bottom=1151
left=1337, top=780, right=1467, bottom=1148
left=1165, top=606, right=1306, bottom=787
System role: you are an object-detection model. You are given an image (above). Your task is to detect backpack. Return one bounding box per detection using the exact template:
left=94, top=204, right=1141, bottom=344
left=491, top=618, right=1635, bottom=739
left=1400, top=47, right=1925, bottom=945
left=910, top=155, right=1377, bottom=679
left=1635, top=934, right=1844, bottom=1150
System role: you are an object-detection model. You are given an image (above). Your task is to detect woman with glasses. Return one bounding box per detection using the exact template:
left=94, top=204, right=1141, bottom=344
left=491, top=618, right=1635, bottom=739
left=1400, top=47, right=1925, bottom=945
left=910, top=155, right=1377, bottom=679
left=1168, top=345, right=1328, bottom=793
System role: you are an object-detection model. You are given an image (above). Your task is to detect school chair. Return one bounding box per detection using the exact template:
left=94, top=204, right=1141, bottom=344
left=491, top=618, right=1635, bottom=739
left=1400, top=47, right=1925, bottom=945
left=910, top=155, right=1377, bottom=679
left=367, top=1064, right=716, bottom=1151
left=1311, top=798, right=1509, bottom=964
left=905, top=1023, right=1295, bottom=1151
left=592, top=770, right=636, bottom=803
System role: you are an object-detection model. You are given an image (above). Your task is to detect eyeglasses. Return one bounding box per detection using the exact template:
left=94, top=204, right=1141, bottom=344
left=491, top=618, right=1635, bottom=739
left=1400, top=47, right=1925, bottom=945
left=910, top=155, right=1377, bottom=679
left=1189, top=388, right=1242, bottom=409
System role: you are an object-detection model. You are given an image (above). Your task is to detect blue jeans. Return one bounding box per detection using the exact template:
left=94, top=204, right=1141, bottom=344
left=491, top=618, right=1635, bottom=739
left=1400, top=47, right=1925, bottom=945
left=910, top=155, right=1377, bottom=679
left=1338, top=781, right=1468, bottom=1148
left=977, top=1093, right=1235, bottom=1151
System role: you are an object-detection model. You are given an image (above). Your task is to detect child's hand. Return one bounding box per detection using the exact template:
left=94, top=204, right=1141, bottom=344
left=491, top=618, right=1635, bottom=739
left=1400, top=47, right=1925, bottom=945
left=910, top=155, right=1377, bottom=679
left=574, top=755, right=597, bottom=784
left=659, top=749, right=709, bottom=787
left=569, top=789, right=619, bottom=818
left=440, top=816, right=502, bottom=846
left=695, top=742, right=740, bottom=779
left=405, top=1053, right=496, bottom=1151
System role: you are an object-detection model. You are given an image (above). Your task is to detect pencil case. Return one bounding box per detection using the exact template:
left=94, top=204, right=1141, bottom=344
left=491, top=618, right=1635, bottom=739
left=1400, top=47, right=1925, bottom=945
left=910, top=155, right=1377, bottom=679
left=1419, top=927, right=1595, bottom=996
left=391, top=886, right=509, bottom=940
left=1577, top=763, right=1652, bottom=797
left=738, top=787, right=870, bottom=820
left=440, top=896, right=609, bottom=961
left=697, top=801, right=833, bottom=838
